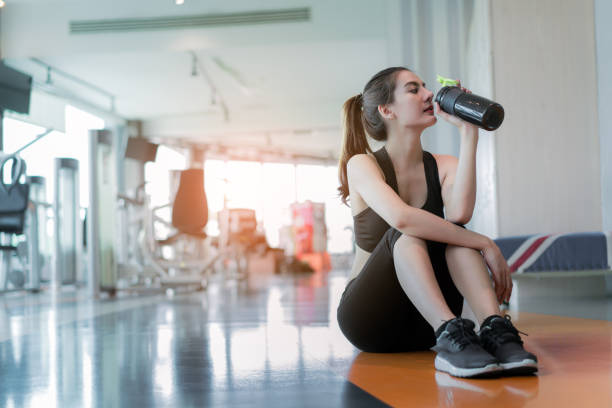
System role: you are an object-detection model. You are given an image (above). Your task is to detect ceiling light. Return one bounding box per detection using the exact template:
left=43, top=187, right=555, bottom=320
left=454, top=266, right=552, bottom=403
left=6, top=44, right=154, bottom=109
left=0, top=1, right=6, bottom=8
left=175, top=0, right=184, bottom=5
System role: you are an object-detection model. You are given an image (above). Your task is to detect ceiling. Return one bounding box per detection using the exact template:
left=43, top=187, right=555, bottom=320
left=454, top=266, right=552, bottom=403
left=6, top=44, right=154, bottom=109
left=1, top=0, right=405, bottom=160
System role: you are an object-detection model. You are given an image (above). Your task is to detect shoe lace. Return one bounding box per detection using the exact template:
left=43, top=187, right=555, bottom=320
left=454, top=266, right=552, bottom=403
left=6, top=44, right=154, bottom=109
left=481, top=315, right=528, bottom=350
left=448, top=319, right=480, bottom=350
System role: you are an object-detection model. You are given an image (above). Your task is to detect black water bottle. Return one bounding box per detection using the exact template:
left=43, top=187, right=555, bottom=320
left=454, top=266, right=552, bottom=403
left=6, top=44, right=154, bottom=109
left=435, top=86, right=505, bottom=131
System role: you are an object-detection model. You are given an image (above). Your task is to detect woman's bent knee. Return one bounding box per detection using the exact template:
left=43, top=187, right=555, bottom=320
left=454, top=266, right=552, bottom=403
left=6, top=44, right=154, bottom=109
left=393, top=233, right=428, bottom=256
left=445, top=244, right=481, bottom=259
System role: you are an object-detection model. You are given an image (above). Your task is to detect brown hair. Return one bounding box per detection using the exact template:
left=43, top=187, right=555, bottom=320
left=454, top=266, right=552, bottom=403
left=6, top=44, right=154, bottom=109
left=337, top=66, right=411, bottom=205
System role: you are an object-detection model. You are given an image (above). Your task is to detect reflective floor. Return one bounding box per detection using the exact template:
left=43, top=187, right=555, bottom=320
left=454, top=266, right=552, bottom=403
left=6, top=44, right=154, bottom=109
left=0, top=268, right=611, bottom=407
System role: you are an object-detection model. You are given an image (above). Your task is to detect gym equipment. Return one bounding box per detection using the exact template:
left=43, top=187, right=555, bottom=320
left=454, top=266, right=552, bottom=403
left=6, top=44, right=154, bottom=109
left=53, top=158, right=81, bottom=288
left=125, top=137, right=158, bottom=163
left=88, top=129, right=117, bottom=295
left=116, top=182, right=149, bottom=282
left=92, top=130, right=219, bottom=294
left=0, top=62, right=32, bottom=115
left=0, top=154, right=29, bottom=231
left=171, top=169, right=209, bottom=238
left=217, top=208, right=258, bottom=279
left=0, top=128, right=56, bottom=294
left=24, top=175, right=51, bottom=290
left=141, top=168, right=219, bottom=289
left=0, top=154, right=32, bottom=292
left=435, top=86, right=505, bottom=131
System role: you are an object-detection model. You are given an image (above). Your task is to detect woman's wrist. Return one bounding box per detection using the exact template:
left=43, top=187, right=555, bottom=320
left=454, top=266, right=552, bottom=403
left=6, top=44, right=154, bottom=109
left=477, top=234, right=493, bottom=251
left=459, top=125, right=479, bottom=138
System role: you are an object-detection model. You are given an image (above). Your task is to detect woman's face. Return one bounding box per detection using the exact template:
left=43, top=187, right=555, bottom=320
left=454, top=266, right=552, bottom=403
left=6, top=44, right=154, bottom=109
left=385, top=70, right=436, bottom=130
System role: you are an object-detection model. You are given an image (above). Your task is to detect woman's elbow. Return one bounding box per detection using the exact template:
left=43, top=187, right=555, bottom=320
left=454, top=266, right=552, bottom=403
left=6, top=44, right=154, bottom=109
left=447, top=212, right=472, bottom=226
left=392, top=208, right=411, bottom=230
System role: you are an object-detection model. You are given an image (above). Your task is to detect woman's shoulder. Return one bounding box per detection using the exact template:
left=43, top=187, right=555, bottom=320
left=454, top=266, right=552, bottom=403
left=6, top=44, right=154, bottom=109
left=347, top=152, right=374, bottom=166
left=347, top=152, right=384, bottom=215
left=347, top=152, right=383, bottom=178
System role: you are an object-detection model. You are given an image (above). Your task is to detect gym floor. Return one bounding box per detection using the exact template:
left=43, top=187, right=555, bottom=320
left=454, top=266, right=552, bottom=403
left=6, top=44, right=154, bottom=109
left=0, top=268, right=611, bottom=407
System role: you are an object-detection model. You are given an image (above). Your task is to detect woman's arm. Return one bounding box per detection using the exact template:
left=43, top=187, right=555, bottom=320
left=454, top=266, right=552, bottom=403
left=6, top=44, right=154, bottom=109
left=441, top=127, right=478, bottom=224
left=348, top=153, right=491, bottom=251
left=395, top=206, right=491, bottom=251
left=349, top=150, right=511, bottom=292
left=435, top=80, right=480, bottom=224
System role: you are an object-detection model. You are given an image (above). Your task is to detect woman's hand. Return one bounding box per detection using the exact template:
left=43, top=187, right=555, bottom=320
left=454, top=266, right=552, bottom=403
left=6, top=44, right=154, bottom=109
left=434, top=80, right=479, bottom=133
left=481, top=240, right=513, bottom=304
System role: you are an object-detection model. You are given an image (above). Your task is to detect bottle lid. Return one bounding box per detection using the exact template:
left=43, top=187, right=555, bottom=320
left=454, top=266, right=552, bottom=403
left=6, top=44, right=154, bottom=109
left=436, top=75, right=459, bottom=87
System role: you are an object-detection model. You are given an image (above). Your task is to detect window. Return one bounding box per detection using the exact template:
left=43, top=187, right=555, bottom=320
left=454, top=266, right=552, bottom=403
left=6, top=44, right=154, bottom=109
left=2, top=104, right=104, bottom=207
left=203, top=159, right=352, bottom=253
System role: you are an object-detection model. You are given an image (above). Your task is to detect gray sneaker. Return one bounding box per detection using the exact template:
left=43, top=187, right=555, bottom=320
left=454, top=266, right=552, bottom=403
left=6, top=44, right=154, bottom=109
left=432, top=317, right=501, bottom=378
left=479, top=315, right=538, bottom=376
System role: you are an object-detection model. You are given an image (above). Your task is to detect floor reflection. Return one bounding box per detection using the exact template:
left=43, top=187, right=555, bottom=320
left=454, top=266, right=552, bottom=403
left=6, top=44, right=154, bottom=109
left=0, top=269, right=373, bottom=407
left=1, top=268, right=610, bottom=407
left=343, top=350, right=541, bottom=407
left=435, top=372, right=539, bottom=408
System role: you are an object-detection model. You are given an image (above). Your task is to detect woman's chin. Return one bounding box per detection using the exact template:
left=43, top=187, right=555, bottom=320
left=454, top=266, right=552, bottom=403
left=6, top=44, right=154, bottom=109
left=406, top=116, right=437, bottom=131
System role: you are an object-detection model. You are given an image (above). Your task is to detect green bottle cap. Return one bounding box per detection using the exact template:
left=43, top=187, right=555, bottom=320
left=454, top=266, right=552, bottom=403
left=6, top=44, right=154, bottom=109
left=436, top=75, right=459, bottom=87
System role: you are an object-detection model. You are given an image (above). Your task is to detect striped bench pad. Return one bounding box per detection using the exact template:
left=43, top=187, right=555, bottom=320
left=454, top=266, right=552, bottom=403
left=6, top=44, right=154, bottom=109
left=493, top=232, right=612, bottom=274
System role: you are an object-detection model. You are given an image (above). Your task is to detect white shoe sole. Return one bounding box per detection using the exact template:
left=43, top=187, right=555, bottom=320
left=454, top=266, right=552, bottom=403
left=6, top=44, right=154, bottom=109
left=500, top=359, right=538, bottom=375
left=434, top=355, right=501, bottom=378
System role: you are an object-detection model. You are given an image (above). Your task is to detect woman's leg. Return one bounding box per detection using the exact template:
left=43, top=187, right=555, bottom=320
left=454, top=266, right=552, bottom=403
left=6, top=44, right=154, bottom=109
left=444, top=244, right=501, bottom=324
left=392, top=234, right=455, bottom=332
left=337, top=228, right=462, bottom=352
left=444, top=245, right=538, bottom=375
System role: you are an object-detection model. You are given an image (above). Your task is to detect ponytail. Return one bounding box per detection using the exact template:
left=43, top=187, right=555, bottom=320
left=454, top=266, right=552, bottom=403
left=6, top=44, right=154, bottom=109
left=337, top=67, right=411, bottom=206
left=337, top=94, right=371, bottom=206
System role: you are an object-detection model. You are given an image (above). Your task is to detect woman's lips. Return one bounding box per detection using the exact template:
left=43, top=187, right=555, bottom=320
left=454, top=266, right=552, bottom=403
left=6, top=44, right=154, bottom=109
left=424, top=106, right=434, bottom=114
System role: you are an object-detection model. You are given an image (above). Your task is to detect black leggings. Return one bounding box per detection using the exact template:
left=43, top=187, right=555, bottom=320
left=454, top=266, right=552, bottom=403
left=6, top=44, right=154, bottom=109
left=337, top=227, right=464, bottom=353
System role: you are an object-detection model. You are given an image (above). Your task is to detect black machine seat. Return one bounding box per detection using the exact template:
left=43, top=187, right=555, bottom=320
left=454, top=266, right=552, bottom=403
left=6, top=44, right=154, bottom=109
left=0, top=155, right=30, bottom=235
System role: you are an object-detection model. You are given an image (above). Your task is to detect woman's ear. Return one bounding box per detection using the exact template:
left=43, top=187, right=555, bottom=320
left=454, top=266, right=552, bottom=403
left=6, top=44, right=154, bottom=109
left=378, top=104, right=395, bottom=120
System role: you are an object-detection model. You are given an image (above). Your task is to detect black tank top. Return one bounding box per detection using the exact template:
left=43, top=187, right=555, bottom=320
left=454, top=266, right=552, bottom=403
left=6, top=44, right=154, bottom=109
left=353, top=146, right=445, bottom=252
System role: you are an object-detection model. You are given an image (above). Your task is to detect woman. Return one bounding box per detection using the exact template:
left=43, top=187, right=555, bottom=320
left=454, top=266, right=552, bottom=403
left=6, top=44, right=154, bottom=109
left=336, top=67, right=537, bottom=378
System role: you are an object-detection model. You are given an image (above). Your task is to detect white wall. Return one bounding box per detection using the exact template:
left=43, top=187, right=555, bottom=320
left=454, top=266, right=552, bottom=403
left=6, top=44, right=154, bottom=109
left=462, top=0, right=499, bottom=238
left=595, top=0, right=612, bottom=232
left=399, top=0, right=603, bottom=237
left=398, top=0, right=498, bottom=237
left=491, top=0, right=601, bottom=236
left=403, top=0, right=463, bottom=157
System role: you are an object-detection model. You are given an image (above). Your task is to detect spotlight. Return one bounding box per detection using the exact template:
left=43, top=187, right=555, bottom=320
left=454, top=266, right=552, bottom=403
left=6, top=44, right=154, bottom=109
left=0, top=1, right=6, bottom=8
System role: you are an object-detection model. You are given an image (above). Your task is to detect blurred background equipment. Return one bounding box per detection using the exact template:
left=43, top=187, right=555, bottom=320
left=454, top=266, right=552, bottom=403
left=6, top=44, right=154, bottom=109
left=125, top=136, right=159, bottom=163
left=0, top=154, right=31, bottom=291
left=0, top=62, right=32, bottom=151
left=0, top=62, right=32, bottom=115
left=290, top=201, right=331, bottom=273
left=53, top=157, right=81, bottom=288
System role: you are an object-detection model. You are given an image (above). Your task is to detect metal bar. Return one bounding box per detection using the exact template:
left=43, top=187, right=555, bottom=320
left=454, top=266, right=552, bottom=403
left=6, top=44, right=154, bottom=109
left=11, top=129, right=53, bottom=156
left=27, top=204, right=41, bottom=291
left=87, top=131, right=100, bottom=297
left=0, top=111, right=3, bottom=151
left=30, top=58, right=115, bottom=100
